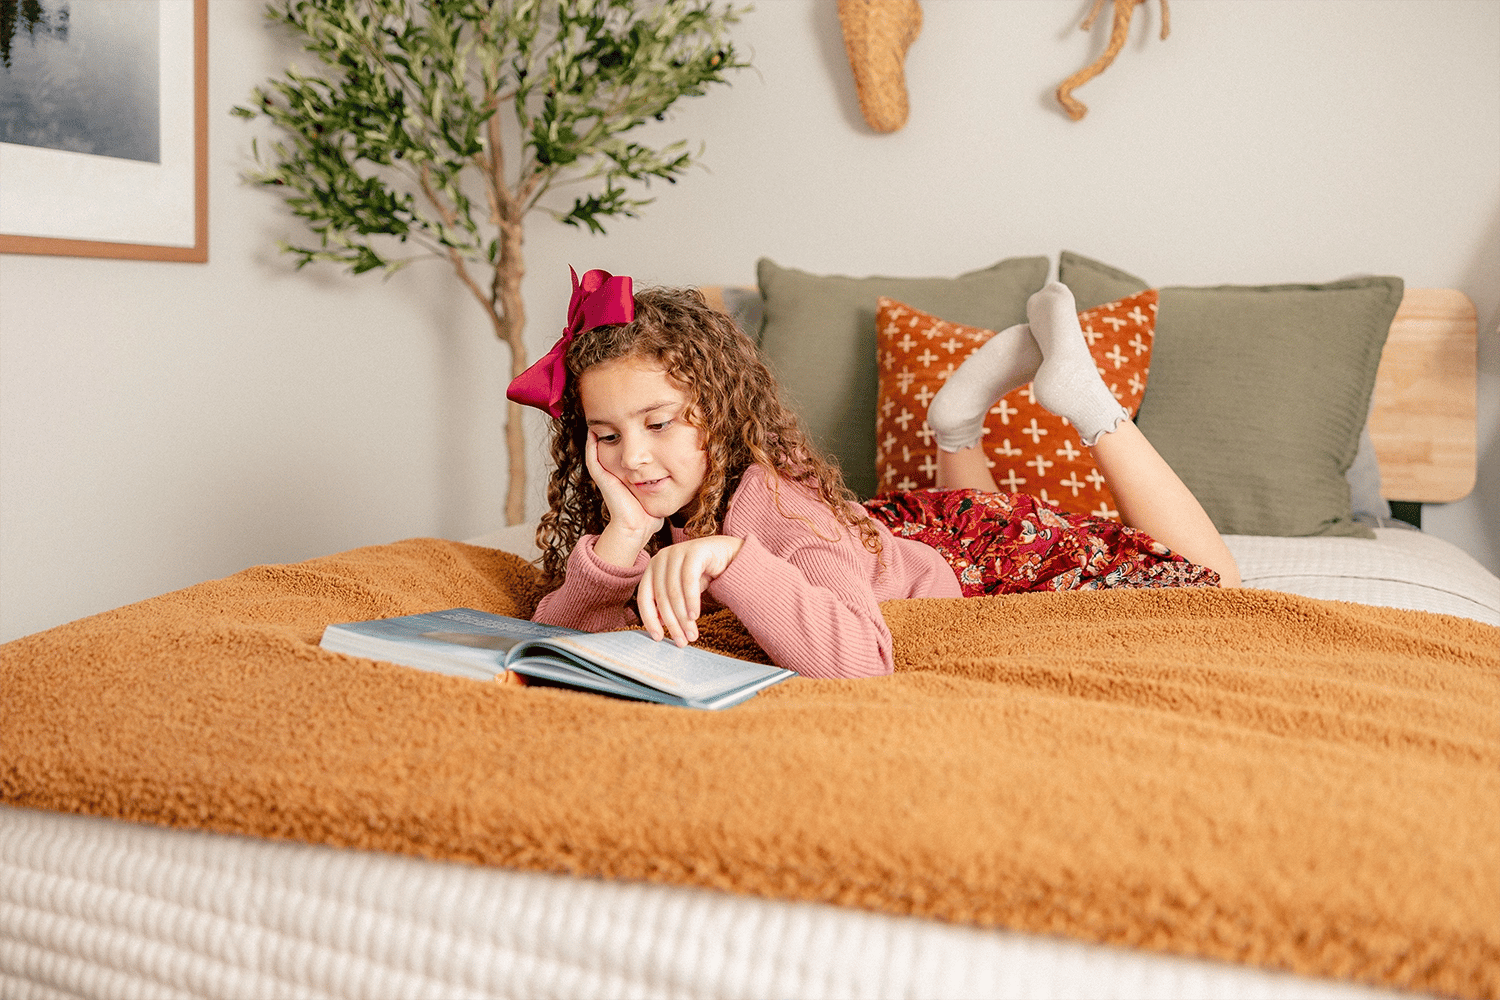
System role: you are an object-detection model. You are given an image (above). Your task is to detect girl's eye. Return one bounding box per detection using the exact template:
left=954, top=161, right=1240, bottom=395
left=595, top=433, right=619, bottom=445
left=648, top=420, right=673, bottom=432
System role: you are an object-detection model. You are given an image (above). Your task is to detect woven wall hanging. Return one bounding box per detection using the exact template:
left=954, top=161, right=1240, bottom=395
left=838, top=0, right=923, bottom=133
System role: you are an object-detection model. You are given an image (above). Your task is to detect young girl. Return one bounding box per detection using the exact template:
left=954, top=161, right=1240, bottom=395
left=509, top=267, right=1240, bottom=680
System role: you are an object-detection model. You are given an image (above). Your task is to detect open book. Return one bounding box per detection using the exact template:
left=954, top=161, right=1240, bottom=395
left=319, top=608, right=794, bottom=710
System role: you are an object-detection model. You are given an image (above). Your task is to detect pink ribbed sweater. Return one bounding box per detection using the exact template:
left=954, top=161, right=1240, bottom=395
left=532, top=464, right=961, bottom=678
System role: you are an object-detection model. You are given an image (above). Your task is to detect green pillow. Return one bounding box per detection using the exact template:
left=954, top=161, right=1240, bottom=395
left=1059, top=252, right=1403, bottom=538
left=756, top=256, right=1050, bottom=498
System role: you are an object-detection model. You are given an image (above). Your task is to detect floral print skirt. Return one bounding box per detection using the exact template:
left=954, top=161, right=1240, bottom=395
left=864, top=489, right=1221, bottom=597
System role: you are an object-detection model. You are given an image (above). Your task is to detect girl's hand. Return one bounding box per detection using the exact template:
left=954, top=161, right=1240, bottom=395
left=585, top=432, right=664, bottom=566
left=638, top=535, right=743, bottom=646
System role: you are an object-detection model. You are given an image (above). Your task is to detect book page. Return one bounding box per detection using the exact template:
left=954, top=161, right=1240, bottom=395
left=507, top=656, right=676, bottom=704
left=535, top=631, right=790, bottom=701
left=424, top=609, right=581, bottom=641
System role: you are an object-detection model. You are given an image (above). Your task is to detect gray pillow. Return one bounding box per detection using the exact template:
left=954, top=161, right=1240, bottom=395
left=720, top=286, right=765, bottom=342
left=1058, top=252, right=1403, bottom=538
left=756, top=256, right=1050, bottom=498
left=1347, top=415, right=1393, bottom=523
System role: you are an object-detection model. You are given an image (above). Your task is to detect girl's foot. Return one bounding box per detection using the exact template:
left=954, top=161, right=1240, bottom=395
left=926, top=323, right=1042, bottom=452
left=1027, top=282, right=1129, bottom=445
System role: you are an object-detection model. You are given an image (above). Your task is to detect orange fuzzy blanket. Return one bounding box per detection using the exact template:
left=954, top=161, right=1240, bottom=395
left=2, top=538, right=1497, bottom=998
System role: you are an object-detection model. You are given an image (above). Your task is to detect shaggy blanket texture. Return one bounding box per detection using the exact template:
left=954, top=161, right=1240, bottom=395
left=2, top=538, right=1497, bottom=998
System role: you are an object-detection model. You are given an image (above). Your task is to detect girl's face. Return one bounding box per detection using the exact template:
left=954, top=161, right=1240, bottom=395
left=578, top=355, right=709, bottom=521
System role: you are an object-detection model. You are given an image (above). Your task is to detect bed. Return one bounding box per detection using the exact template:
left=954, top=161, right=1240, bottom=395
left=3, top=252, right=1496, bottom=1000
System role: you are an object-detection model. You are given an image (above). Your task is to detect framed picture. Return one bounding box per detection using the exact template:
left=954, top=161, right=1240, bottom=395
left=0, top=0, right=208, bottom=262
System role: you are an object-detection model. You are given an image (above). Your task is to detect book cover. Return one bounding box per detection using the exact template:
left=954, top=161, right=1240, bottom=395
left=320, top=608, right=793, bottom=710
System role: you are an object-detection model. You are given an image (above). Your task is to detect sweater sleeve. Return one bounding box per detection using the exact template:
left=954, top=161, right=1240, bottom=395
left=705, top=470, right=895, bottom=679
left=707, top=530, right=894, bottom=679
left=531, top=534, right=646, bottom=632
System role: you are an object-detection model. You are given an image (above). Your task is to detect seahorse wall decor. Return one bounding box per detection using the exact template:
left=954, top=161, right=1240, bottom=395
left=1057, top=0, right=1171, bottom=121
left=838, top=0, right=923, bottom=133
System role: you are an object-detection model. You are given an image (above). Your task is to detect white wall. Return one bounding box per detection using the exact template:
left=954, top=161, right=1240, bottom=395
left=2, top=0, right=1496, bottom=642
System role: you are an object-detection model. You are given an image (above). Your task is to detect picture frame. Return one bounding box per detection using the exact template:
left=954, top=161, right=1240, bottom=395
left=0, top=0, right=208, bottom=262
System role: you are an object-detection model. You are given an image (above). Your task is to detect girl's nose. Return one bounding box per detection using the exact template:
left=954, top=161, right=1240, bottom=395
left=621, top=433, right=651, bottom=470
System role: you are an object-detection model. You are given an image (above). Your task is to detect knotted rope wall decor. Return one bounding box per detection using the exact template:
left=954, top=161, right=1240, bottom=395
left=1057, top=0, right=1171, bottom=121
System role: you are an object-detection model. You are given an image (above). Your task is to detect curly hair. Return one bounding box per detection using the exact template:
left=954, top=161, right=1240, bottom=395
left=536, top=285, right=882, bottom=585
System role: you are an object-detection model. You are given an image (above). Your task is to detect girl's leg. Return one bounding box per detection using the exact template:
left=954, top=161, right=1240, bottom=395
left=1087, top=421, right=1241, bottom=586
left=1028, top=282, right=1241, bottom=587
left=928, top=322, right=1040, bottom=491
left=936, top=445, right=999, bottom=491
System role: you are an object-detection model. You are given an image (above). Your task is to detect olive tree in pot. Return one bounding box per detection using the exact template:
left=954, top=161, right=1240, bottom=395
left=234, top=0, right=749, bottom=524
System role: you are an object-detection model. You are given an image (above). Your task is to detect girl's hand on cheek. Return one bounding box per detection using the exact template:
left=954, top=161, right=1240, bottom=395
left=586, top=432, right=664, bottom=569
left=637, top=535, right=744, bottom=646
left=586, top=431, right=663, bottom=534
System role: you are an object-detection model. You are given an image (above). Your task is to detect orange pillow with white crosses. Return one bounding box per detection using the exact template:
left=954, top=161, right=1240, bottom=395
left=873, top=289, right=1158, bottom=518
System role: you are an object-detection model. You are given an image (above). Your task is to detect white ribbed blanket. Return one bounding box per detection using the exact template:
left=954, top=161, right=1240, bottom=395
left=1, top=805, right=1407, bottom=1000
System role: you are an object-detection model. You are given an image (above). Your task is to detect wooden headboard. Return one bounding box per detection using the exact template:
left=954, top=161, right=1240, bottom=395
left=1369, top=289, right=1477, bottom=503
left=701, top=286, right=1478, bottom=505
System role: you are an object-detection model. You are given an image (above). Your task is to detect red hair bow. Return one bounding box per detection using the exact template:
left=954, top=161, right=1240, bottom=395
left=506, top=267, right=635, bottom=418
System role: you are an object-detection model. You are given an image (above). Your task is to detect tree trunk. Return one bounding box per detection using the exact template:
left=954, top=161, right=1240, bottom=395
left=495, top=218, right=528, bottom=526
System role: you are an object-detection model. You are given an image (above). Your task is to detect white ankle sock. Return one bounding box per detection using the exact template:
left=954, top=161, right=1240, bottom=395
left=927, top=323, right=1043, bottom=452
left=1027, top=282, right=1129, bottom=446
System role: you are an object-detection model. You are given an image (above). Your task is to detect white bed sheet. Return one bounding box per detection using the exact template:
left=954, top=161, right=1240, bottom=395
left=6, top=527, right=1492, bottom=1000
left=1225, top=527, right=1500, bottom=627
